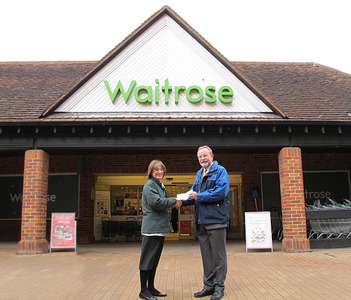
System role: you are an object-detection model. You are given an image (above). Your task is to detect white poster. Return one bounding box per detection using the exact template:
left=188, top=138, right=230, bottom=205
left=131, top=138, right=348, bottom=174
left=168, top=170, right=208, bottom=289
left=245, top=211, right=273, bottom=252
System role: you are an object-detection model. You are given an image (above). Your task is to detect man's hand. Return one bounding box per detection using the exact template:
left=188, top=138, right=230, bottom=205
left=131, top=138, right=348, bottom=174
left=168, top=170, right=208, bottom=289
left=188, top=191, right=198, bottom=200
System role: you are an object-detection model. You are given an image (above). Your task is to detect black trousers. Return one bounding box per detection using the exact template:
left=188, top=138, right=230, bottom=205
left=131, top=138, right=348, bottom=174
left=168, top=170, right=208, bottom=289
left=197, top=225, right=227, bottom=293
left=139, top=235, right=165, bottom=271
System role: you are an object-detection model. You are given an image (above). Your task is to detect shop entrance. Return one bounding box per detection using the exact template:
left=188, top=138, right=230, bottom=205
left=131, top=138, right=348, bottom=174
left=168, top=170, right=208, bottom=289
left=228, top=184, right=243, bottom=239
left=165, top=185, right=196, bottom=240
left=95, top=174, right=242, bottom=241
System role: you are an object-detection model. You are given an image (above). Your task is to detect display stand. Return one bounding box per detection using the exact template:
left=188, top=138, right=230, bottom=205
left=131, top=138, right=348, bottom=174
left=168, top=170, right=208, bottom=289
left=50, top=213, right=77, bottom=252
left=245, top=211, right=273, bottom=253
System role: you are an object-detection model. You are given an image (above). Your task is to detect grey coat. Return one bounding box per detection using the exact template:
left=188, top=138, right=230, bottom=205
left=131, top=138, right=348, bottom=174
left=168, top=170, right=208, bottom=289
left=141, top=177, right=177, bottom=235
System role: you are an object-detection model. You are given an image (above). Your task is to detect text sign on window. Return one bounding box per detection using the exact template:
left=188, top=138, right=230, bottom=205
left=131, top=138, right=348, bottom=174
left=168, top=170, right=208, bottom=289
left=261, top=171, right=351, bottom=211
left=0, top=174, right=79, bottom=219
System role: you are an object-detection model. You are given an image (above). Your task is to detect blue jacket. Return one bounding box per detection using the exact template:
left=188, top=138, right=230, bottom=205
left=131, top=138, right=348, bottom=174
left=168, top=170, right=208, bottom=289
left=184, top=161, right=230, bottom=227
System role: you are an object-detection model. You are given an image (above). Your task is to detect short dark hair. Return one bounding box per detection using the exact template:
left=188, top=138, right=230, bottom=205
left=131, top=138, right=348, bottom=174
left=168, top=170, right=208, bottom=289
left=147, top=160, right=166, bottom=178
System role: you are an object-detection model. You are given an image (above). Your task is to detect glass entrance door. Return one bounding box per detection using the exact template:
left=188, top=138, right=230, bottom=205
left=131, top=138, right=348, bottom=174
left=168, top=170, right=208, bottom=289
left=178, top=185, right=196, bottom=239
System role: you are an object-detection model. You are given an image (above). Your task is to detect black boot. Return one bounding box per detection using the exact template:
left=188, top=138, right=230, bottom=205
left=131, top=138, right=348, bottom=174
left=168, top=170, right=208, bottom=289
left=148, top=267, right=167, bottom=297
left=139, top=270, right=157, bottom=300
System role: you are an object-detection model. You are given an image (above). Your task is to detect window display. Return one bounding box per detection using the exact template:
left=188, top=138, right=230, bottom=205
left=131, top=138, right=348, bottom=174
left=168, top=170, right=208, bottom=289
left=111, top=186, right=143, bottom=216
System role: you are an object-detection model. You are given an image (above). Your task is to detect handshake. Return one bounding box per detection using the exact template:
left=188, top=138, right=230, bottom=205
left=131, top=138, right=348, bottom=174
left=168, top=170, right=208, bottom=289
left=175, top=190, right=197, bottom=208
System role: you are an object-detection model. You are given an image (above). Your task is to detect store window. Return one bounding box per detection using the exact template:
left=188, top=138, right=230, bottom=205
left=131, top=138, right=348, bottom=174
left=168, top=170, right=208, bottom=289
left=110, top=185, right=143, bottom=216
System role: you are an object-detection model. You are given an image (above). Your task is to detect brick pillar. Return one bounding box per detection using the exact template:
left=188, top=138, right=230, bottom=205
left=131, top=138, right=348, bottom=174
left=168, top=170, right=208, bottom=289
left=17, top=150, right=49, bottom=254
left=278, top=147, right=310, bottom=252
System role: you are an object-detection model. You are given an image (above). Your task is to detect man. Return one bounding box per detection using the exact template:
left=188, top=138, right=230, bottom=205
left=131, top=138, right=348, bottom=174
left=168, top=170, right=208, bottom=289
left=181, top=145, right=230, bottom=300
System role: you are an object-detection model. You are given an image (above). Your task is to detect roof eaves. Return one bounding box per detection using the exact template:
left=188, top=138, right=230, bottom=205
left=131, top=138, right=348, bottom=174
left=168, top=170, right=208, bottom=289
left=40, top=6, right=173, bottom=118
left=160, top=10, right=288, bottom=120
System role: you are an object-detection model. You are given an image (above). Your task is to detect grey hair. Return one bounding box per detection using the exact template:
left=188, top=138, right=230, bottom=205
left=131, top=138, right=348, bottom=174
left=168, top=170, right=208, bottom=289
left=197, top=145, right=213, bottom=155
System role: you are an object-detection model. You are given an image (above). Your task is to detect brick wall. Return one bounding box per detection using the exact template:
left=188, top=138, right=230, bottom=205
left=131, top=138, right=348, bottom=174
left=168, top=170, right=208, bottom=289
left=1, top=149, right=351, bottom=243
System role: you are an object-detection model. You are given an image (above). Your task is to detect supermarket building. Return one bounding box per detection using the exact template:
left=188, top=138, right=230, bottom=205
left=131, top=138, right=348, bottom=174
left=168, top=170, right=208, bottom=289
left=1, top=6, right=351, bottom=254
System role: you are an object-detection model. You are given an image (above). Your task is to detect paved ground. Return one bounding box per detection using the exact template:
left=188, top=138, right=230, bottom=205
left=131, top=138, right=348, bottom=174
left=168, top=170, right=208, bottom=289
left=1, top=240, right=351, bottom=300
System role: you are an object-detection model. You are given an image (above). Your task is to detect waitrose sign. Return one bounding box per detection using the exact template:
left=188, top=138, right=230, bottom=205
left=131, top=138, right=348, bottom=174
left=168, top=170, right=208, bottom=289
left=0, top=174, right=79, bottom=219
left=104, top=79, right=234, bottom=104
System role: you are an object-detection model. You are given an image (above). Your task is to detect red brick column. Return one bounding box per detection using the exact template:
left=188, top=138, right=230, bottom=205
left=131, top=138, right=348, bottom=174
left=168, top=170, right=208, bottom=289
left=17, top=150, right=49, bottom=254
left=278, top=147, right=310, bottom=252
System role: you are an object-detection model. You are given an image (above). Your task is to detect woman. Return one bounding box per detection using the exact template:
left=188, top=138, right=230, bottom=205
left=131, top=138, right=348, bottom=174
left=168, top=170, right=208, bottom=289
left=139, top=160, right=179, bottom=300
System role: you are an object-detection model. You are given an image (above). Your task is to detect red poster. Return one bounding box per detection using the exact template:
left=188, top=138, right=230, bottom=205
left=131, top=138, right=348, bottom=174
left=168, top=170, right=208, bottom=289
left=50, top=213, right=76, bottom=251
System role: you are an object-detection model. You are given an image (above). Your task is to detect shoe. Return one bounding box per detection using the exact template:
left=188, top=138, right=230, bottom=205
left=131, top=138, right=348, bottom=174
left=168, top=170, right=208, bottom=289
left=194, top=288, right=214, bottom=298
left=210, top=291, right=224, bottom=300
left=139, top=290, right=157, bottom=300
left=149, top=288, right=167, bottom=297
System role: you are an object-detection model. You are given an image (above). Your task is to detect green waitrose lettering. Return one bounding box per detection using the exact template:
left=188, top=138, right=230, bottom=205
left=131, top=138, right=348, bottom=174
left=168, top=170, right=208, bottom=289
left=104, top=79, right=233, bottom=104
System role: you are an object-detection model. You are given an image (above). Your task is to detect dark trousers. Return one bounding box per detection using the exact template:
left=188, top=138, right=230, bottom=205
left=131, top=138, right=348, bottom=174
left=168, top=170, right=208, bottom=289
left=197, top=225, right=227, bottom=293
left=171, top=220, right=178, bottom=233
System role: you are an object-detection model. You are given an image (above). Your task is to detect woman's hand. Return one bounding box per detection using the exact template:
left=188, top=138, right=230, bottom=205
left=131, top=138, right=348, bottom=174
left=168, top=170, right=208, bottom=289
left=175, top=200, right=182, bottom=208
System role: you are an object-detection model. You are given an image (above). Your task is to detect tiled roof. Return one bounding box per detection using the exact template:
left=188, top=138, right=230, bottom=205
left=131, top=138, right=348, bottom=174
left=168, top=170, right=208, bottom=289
left=2, top=5, right=351, bottom=124
left=231, top=62, right=351, bottom=121
left=0, top=61, right=96, bottom=122
left=1, top=61, right=351, bottom=123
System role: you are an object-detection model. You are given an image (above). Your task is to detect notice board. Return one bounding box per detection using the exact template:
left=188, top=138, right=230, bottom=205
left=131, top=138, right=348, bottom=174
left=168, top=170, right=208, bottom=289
left=50, top=213, right=77, bottom=252
left=245, top=211, right=273, bottom=252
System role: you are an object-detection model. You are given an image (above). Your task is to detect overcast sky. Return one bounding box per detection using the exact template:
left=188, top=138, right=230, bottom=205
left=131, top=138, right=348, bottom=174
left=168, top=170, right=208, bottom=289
left=1, top=0, right=351, bottom=74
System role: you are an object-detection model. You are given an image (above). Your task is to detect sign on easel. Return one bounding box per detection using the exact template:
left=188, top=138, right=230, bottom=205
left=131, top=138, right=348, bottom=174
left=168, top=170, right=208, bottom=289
left=245, top=211, right=273, bottom=253
left=50, top=213, right=77, bottom=252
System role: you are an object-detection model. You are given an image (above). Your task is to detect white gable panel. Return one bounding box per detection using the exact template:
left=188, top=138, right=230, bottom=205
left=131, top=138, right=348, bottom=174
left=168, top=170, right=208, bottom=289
left=55, top=15, right=273, bottom=115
